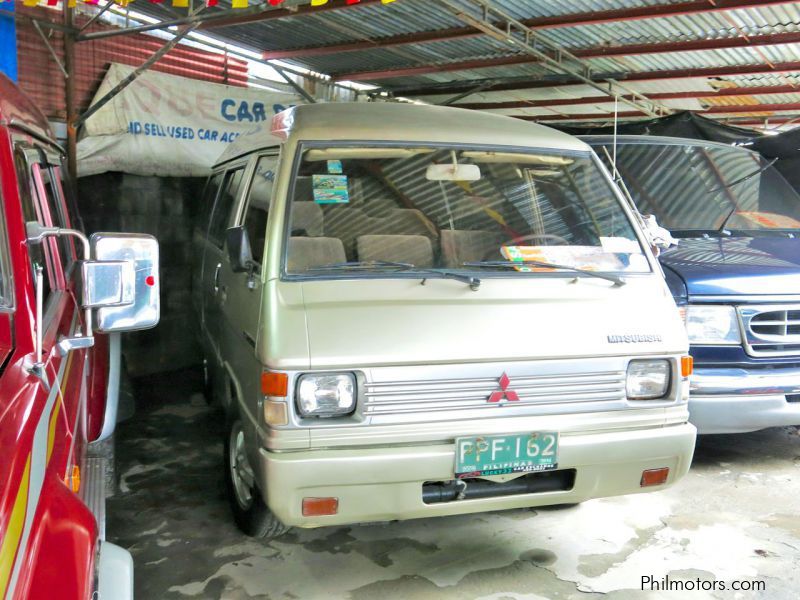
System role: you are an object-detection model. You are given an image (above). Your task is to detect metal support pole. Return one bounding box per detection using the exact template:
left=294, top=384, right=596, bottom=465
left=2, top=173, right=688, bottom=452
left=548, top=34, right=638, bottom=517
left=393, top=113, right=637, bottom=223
left=270, top=64, right=316, bottom=104
left=73, top=23, right=199, bottom=129
left=437, top=0, right=671, bottom=118
left=76, top=5, right=262, bottom=42
left=64, top=4, right=78, bottom=182
left=79, top=1, right=116, bottom=34
left=33, top=20, right=68, bottom=78
left=439, top=82, right=495, bottom=105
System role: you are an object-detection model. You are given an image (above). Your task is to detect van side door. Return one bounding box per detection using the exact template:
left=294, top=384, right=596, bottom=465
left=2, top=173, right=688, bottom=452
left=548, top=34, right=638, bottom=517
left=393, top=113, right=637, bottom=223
left=194, top=172, right=223, bottom=344
left=201, top=164, right=248, bottom=364
left=219, top=154, right=278, bottom=426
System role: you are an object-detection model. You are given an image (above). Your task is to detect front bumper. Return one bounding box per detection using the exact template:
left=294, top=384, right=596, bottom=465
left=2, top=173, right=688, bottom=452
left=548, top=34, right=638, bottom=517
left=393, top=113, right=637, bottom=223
left=261, top=423, right=696, bottom=528
left=97, top=542, right=134, bottom=600
left=690, top=366, right=800, bottom=433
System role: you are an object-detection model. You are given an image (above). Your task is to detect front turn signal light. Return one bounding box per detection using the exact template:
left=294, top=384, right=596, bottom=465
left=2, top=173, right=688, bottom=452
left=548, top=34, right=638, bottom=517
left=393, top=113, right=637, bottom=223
left=261, top=371, right=288, bottom=397
left=681, top=356, right=694, bottom=378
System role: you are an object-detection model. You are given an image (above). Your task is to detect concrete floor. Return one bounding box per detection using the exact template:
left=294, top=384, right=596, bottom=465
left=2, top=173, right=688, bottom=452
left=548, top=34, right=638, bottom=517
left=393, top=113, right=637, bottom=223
left=109, top=369, right=800, bottom=600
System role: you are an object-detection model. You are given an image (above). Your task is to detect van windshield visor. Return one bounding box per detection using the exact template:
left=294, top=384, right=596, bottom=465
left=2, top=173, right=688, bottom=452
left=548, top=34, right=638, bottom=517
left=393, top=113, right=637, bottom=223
left=284, top=145, right=650, bottom=279
left=596, top=141, right=800, bottom=235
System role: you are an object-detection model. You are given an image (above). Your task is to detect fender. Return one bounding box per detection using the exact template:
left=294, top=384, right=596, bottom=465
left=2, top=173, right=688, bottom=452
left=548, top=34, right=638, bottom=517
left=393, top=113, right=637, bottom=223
left=89, top=334, right=122, bottom=443
left=22, top=473, right=97, bottom=600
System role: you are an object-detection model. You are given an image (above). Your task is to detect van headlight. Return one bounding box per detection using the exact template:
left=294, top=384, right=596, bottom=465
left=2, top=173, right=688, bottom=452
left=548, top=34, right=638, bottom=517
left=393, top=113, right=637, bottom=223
left=626, top=360, right=671, bottom=400
left=296, top=373, right=356, bottom=417
left=685, top=305, right=741, bottom=345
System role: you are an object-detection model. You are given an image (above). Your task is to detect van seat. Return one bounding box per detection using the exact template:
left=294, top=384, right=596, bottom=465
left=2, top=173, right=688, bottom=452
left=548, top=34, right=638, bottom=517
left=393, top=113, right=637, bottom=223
left=291, top=202, right=324, bottom=237
left=324, top=207, right=380, bottom=258
left=441, top=230, right=505, bottom=267
left=385, top=209, right=438, bottom=238
left=288, top=237, right=346, bottom=273
left=357, top=235, right=434, bottom=268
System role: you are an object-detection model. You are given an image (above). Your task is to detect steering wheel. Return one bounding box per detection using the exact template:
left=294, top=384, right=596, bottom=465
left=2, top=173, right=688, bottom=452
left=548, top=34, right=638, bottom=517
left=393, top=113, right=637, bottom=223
left=483, top=233, right=570, bottom=260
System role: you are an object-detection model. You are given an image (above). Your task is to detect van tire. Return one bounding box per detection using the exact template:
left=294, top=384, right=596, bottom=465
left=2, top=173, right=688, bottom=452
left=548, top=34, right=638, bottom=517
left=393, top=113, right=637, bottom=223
left=224, top=417, right=289, bottom=539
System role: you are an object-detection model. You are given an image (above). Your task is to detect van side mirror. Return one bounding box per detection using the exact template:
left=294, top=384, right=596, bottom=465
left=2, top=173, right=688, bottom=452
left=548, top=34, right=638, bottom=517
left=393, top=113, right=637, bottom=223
left=226, top=226, right=255, bottom=274
left=90, top=233, right=160, bottom=333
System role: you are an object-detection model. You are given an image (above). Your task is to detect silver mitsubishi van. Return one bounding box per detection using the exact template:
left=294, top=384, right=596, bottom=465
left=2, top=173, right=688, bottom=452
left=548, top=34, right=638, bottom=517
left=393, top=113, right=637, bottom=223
left=193, top=103, right=696, bottom=538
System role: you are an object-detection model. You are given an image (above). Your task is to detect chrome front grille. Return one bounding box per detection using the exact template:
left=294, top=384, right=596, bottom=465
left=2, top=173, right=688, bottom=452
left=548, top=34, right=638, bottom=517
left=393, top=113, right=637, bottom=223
left=364, top=370, right=626, bottom=419
left=740, top=304, right=800, bottom=357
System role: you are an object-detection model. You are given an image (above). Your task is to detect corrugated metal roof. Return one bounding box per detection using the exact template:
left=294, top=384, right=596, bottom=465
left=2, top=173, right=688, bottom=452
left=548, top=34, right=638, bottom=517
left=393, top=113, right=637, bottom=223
left=125, top=0, right=800, bottom=129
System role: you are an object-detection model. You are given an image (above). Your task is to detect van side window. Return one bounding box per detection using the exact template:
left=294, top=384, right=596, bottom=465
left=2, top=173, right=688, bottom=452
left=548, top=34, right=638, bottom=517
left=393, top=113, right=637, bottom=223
left=198, top=172, right=224, bottom=235
left=14, top=150, right=56, bottom=304
left=243, top=157, right=277, bottom=265
left=208, top=168, right=245, bottom=248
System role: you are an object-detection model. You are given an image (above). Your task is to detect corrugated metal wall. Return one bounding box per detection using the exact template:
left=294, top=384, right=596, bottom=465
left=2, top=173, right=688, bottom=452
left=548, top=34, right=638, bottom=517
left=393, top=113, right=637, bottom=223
left=16, top=5, right=249, bottom=121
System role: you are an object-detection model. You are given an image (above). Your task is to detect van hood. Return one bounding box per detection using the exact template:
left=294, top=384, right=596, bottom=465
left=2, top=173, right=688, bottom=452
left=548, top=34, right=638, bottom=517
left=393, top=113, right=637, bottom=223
left=659, top=236, right=800, bottom=297
left=273, top=276, right=687, bottom=370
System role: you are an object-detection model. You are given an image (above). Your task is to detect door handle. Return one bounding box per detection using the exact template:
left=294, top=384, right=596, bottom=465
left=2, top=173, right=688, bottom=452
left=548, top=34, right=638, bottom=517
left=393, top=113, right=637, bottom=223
left=213, top=263, right=222, bottom=293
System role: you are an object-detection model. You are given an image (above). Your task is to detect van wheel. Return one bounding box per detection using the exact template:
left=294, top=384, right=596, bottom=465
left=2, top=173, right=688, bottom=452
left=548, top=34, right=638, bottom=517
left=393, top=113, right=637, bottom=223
left=224, top=418, right=289, bottom=539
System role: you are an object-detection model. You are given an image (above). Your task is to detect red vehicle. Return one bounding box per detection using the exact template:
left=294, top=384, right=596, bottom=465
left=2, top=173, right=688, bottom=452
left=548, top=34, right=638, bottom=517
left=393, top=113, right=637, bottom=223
left=0, top=74, right=159, bottom=600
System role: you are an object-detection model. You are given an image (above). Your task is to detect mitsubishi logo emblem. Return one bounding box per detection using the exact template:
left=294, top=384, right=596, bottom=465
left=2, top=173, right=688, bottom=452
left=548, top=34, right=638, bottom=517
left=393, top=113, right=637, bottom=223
left=488, top=372, right=520, bottom=403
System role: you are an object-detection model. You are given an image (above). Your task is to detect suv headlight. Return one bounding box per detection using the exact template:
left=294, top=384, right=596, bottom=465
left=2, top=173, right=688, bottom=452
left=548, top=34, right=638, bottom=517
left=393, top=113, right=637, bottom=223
left=626, top=359, right=671, bottom=400
left=296, top=373, right=356, bottom=417
left=685, top=305, right=741, bottom=345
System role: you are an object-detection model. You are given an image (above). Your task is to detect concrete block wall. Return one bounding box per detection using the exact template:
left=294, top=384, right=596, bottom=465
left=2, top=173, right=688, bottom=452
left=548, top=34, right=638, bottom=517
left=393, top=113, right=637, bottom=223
left=77, top=173, right=205, bottom=377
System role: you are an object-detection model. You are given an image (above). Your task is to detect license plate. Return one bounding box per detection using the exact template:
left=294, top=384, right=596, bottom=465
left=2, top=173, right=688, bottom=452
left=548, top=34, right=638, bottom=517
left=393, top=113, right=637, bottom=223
left=455, top=432, right=558, bottom=478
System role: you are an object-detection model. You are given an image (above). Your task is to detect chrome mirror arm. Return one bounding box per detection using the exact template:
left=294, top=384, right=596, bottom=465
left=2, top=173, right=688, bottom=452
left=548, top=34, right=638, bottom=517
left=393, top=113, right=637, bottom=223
left=26, top=222, right=95, bottom=350
left=35, top=264, right=43, bottom=366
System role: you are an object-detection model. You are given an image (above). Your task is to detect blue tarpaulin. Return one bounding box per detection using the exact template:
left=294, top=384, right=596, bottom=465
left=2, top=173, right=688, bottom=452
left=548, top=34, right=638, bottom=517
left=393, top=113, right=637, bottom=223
left=0, top=6, right=18, bottom=82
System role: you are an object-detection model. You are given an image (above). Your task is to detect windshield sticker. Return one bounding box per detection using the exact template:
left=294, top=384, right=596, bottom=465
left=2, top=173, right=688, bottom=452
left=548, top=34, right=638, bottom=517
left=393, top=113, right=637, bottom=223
left=502, top=245, right=629, bottom=272
left=313, top=174, right=350, bottom=204
left=327, top=160, right=343, bottom=175
left=502, top=246, right=555, bottom=272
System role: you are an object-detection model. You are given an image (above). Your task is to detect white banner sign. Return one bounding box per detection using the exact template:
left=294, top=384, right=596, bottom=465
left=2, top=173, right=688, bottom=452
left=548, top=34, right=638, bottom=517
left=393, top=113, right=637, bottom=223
left=77, top=63, right=303, bottom=177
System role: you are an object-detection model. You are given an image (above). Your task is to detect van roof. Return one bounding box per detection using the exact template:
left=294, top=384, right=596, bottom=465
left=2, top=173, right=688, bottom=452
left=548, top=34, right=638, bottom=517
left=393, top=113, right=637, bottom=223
left=214, top=102, right=590, bottom=166
left=0, top=74, right=58, bottom=150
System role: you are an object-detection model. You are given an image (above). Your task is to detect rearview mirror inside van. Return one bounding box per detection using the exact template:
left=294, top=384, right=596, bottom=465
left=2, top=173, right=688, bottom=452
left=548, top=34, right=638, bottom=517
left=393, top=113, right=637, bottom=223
left=226, top=226, right=255, bottom=274
left=426, top=163, right=482, bottom=182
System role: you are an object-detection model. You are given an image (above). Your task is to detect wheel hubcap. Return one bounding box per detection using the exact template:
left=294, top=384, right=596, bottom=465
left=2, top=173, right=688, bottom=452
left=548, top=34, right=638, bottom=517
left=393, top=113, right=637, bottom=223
left=229, top=423, right=255, bottom=510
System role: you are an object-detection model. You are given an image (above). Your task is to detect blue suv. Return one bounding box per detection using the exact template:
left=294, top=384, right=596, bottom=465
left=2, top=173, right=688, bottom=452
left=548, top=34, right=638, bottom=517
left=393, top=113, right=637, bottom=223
left=587, top=136, right=800, bottom=434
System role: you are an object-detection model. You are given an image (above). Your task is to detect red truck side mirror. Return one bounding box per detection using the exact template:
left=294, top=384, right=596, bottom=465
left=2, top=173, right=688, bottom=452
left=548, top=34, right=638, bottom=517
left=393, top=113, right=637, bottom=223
left=26, top=224, right=160, bottom=359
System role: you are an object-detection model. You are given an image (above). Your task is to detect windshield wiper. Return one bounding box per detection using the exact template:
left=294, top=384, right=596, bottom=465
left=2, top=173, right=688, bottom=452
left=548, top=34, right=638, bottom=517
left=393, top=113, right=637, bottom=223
left=307, top=261, right=481, bottom=290
left=463, top=260, right=626, bottom=286
left=715, top=158, right=780, bottom=234
left=709, top=157, right=779, bottom=194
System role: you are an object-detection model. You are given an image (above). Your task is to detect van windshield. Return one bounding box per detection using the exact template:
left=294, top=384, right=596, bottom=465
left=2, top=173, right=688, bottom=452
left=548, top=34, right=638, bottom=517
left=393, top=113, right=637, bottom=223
left=596, top=141, right=800, bottom=235
left=284, top=145, right=649, bottom=279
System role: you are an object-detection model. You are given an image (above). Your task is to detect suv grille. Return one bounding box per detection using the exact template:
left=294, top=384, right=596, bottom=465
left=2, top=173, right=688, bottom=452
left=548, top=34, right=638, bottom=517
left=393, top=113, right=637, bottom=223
left=740, top=305, right=800, bottom=357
